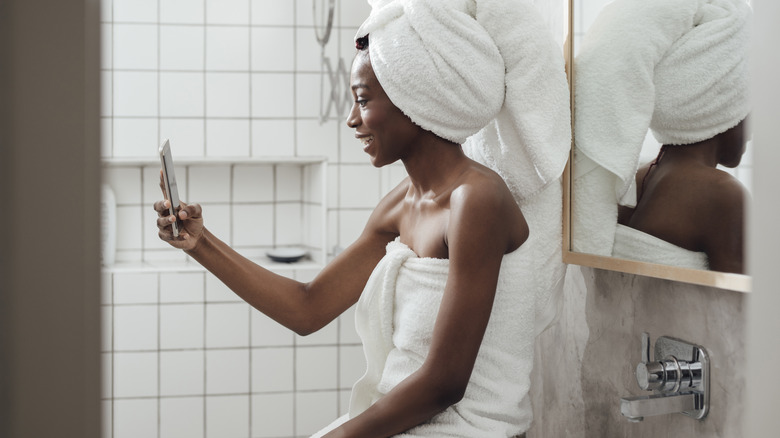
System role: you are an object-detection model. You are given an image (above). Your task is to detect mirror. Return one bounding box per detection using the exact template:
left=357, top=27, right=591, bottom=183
left=564, top=0, right=751, bottom=292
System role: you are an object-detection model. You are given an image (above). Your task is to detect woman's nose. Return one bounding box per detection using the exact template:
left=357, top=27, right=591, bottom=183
left=346, top=103, right=360, bottom=129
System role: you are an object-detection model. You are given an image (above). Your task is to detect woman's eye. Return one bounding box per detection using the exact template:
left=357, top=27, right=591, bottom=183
left=356, top=99, right=367, bottom=107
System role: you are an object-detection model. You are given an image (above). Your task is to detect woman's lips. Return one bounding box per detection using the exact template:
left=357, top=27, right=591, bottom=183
left=357, top=134, right=374, bottom=152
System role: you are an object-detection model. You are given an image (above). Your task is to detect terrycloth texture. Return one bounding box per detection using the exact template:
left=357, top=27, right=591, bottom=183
left=574, top=0, right=751, bottom=206
left=571, top=151, right=619, bottom=256
left=612, top=224, right=709, bottom=270
left=354, top=239, right=534, bottom=437
left=356, top=0, right=571, bottom=203
left=310, top=181, right=566, bottom=437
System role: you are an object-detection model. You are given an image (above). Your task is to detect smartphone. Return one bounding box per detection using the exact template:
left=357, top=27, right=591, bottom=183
left=158, top=139, right=182, bottom=237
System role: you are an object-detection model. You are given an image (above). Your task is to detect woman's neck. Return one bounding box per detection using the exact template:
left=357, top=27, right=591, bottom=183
left=659, top=139, right=719, bottom=168
left=401, top=135, right=470, bottom=196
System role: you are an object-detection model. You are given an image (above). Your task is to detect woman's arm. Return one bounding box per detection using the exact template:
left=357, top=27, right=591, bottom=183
left=154, top=182, right=405, bottom=335
left=324, top=179, right=527, bottom=437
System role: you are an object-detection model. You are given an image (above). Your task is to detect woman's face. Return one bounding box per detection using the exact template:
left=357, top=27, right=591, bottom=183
left=346, top=51, right=423, bottom=167
left=717, top=117, right=749, bottom=168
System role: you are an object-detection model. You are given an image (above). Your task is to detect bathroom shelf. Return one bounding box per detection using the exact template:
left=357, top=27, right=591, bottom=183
left=102, top=256, right=324, bottom=274
left=102, top=155, right=328, bottom=167
left=101, top=156, right=329, bottom=271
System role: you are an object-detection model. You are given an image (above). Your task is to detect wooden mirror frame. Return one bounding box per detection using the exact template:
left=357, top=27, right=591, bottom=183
left=560, top=0, right=750, bottom=293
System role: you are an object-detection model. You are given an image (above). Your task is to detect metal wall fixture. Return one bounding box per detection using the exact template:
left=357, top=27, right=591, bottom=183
left=620, top=333, right=710, bottom=422
left=313, top=0, right=352, bottom=124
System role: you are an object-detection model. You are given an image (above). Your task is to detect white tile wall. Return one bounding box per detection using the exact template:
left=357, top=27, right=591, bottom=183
left=102, top=0, right=394, bottom=436
left=295, top=391, right=340, bottom=436
left=160, top=72, right=205, bottom=117
left=160, top=26, right=205, bottom=70
left=114, top=0, right=157, bottom=22
left=114, top=72, right=158, bottom=117
left=206, top=0, right=249, bottom=25
left=114, top=399, right=158, bottom=438
left=114, top=305, right=158, bottom=350
left=113, top=24, right=158, bottom=69
left=206, top=27, right=250, bottom=71
left=233, top=204, right=275, bottom=246
left=161, top=0, right=205, bottom=24
left=207, top=73, right=251, bottom=116
left=251, top=119, right=296, bottom=156
left=251, top=393, right=295, bottom=437
left=160, top=304, right=205, bottom=349
left=113, top=119, right=158, bottom=156
left=207, top=119, right=252, bottom=156
left=251, top=27, right=295, bottom=71
left=251, top=312, right=295, bottom=346
left=206, top=303, right=250, bottom=348
left=160, top=351, right=205, bottom=395
left=296, top=346, right=338, bottom=391
left=160, top=271, right=204, bottom=302
left=103, top=268, right=360, bottom=437
left=251, top=347, right=294, bottom=392
left=114, top=352, right=158, bottom=397
left=205, top=395, right=250, bottom=438
left=160, top=397, right=205, bottom=438
left=251, top=73, right=295, bottom=117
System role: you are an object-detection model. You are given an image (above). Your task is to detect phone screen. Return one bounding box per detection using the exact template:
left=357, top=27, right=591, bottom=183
left=158, top=139, right=182, bottom=237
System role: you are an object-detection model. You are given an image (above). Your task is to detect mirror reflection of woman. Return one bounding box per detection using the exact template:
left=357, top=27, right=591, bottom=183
left=574, top=0, right=751, bottom=273
left=617, top=119, right=749, bottom=273
left=154, top=1, right=571, bottom=436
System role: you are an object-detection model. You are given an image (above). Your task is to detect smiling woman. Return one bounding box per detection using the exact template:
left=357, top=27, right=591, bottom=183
left=347, top=38, right=429, bottom=169
left=153, top=0, right=571, bottom=436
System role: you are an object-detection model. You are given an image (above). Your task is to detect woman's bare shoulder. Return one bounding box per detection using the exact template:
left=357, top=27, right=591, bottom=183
left=452, top=163, right=515, bottom=207
left=448, top=163, right=528, bottom=252
left=700, top=169, right=747, bottom=212
left=676, top=166, right=747, bottom=209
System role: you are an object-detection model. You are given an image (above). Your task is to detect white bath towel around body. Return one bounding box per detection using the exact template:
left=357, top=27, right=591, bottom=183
left=311, top=181, right=565, bottom=437
left=612, top=224, right=709, bottom=270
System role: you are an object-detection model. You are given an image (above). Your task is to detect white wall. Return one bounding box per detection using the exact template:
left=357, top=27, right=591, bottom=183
left=744, top=0, right=780, bottom=436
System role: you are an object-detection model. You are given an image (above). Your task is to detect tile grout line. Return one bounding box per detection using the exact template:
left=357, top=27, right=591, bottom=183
left=156, top=270, right=162, bottom=438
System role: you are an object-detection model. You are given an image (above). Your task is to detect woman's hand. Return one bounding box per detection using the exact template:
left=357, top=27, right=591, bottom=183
left=154, top=199, right=204, bottom=251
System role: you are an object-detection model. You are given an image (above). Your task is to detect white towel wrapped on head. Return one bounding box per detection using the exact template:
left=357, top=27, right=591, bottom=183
left=572, top=0, right=751, bottom=254
left=356, top=0, right=571, bottom=203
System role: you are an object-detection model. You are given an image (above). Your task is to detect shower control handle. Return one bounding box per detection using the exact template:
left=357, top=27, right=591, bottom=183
left=636, top=356, right=702, bottom=393
left=622, top=333, right=710, bottom=421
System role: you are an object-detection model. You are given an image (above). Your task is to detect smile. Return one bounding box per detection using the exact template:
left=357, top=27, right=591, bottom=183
left=359, top=135, right=374, bottom=147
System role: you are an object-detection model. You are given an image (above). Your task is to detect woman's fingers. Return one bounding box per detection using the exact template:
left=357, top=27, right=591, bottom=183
left=153, top=198, right=202, bottom=250
left=157, top=214, right=176, bottom=228
left=154, top=199, right=171, bottom=216
left=178, top=202, right=201, bottom=221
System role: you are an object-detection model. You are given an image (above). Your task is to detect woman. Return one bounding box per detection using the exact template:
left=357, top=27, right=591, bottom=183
left=617, top=119, right=748, bottom=273
left=155, top=1, right=570, bottom=436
